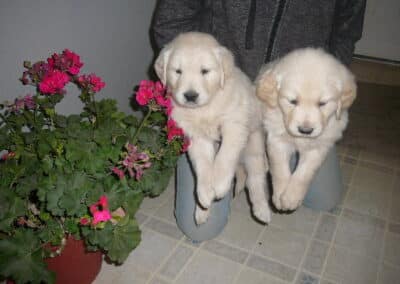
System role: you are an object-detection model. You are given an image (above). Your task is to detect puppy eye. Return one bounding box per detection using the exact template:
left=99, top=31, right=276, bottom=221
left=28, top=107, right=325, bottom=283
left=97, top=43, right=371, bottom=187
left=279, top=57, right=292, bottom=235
left=289, top=99, right=298, bottom=106
left=318, top=101, right=327, bottom=107
left=175, top=69, right=182, bottom=75
left=201, top=68, right=210, bottom=75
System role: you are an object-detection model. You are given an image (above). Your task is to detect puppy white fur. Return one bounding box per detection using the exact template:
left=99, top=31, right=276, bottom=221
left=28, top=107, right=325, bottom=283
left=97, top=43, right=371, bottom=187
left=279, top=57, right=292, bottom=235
left=256, top=48, right=356, bottom=211
left=155, top=32, right=271, bottom=224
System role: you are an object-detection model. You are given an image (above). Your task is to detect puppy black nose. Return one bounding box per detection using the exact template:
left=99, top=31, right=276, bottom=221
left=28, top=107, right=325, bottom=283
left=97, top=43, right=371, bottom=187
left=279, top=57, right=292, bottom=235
left=298, top=126, right=314, bottom=135
left=184, top=91, right=199, bottom=102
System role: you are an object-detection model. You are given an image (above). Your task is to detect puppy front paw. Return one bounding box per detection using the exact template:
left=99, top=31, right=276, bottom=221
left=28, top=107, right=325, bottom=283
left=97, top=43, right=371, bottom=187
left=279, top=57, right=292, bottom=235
left=272, top=192, right=283, bottom=210
left=280, top=190, right=303, bottom=211
left=271, top=180, right=288, bottom=210
left=195, top=205, right=210, bottom=225
left=213, top=177, right=233, bottom=200
left=197, top=185, right=215, bottom=209
left=253, top=201, right=271, bottom=224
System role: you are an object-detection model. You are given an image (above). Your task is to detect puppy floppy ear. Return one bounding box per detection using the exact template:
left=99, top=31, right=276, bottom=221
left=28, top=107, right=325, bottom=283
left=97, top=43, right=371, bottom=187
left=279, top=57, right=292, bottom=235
left=256, top=68, right=279, bottom=108
left=154, top=45, right=172, bottom=85
left=214, top=46, right=235, bottom=88
left=336, top=72, right=357, bottom=119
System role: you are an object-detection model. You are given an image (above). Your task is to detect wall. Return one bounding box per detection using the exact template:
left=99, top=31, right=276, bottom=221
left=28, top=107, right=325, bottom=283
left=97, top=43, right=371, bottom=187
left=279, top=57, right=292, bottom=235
left=355, top=0, right=400, bottom=61
left=0, top=0, right=157, bottom=114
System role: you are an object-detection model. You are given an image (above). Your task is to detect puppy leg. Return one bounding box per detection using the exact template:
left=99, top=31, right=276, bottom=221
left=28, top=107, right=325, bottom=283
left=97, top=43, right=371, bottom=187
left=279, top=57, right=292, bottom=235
left=188, top=137, right=216, bottom=209
left=280, top=148, right=329, bottom=210
left=213, top=123, right=247, bottom=200
left=244, top=130, right=271, bottom=223
left=195, top=204, right=210, bottom=225
left=267, top=137, right=293, bottom=210
left=234, top=164, right=247, bottom=197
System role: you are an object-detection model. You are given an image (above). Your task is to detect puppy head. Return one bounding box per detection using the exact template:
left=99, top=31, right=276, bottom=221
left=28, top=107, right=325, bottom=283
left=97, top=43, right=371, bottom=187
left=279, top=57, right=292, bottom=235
left=154, top=32, right=234, bottom=108
left=256, top=48, right=357, bottom=138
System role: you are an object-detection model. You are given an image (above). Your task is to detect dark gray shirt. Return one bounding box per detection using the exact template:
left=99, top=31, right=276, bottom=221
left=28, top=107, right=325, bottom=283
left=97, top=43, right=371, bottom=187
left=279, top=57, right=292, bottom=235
left=151, top=0, right=366, bottom=79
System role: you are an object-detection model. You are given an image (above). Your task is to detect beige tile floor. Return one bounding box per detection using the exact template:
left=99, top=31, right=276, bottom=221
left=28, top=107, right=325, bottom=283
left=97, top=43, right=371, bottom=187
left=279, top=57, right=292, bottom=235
left=94, top=82, right=400, bottom=284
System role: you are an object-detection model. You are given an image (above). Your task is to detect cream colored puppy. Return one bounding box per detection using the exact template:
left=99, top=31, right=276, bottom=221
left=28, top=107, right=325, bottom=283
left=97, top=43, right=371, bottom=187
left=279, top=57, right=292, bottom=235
left=155, top=32, right=271, bottom=224
left=256, top=48, right=356, bottom=211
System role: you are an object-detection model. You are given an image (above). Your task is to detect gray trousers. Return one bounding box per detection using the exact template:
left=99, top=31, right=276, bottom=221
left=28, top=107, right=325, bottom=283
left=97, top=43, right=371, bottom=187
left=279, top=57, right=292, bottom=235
left=174, top=146, right=343, bottom=242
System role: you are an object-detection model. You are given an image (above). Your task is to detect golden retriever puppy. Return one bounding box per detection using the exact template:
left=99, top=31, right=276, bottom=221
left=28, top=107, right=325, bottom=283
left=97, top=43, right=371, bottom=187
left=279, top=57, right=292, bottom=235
left=155, top=32, right=271, bottom=224
left=256, top=48, right=356, bottom=211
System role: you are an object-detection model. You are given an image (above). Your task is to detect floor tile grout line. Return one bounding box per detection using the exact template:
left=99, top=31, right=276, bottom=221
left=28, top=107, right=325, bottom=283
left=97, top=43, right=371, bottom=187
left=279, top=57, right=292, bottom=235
left=211, top=237, right=253, bottom=255
left=148, top=208, right=342, bottom=278
left=168, top=238, right=205, bottom=283
left=237, top=219, right=302, bottom=284
left=141, top=184, right=396, bottom=280
left=139, top=182, right=175, bottom=217
left=308, top=235, right=386, bottom=262
left=212, top=225, right=311, bottom=271
left=142, top=193, right=306, bottom=281
left=340, top=202, right=390, bottom=222
left=320, top=151, right=359, bottom=282
left=231, top=219, right=268, bottom=284
left=346, top=152, right=400, bottom=171
left=239, top=219, right=308, bottom=283
left=375, top=174, right=397, bottom=284
left=292, top=209, right=322, bottom=283
left=145, top=234, right=185, bottom=284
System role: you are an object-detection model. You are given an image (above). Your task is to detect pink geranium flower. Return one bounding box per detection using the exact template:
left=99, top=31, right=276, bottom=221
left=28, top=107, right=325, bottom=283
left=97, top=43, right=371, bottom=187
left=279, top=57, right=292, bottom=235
left=120, top=143, right=151, bottom=180
left=1, top=151, right=16, bottom=161
left=135, top=80, right=171, bottom=108
left=77, top=73, right=106, bottom=93
left=89, top=195, right=112, bottom=225
left=181, top=137, right=191, bottom=153
left=79, top=217, right=90, bottom=225
left=39, top=70, right=70, bottom=95
left=47, top=49, right=83, bottom=75
left=23, top=95, right=36, bottom=110
left=136, top=80, right=155, bottom=106
left=10, top=98, right=25, bottom=113
left=112, top=167, right=125, bottom=180
left=9, top=95, right=36, bottom=113
left=21, top=61, right=53, bottom=85
left=166, top=119, right=184, bottom=141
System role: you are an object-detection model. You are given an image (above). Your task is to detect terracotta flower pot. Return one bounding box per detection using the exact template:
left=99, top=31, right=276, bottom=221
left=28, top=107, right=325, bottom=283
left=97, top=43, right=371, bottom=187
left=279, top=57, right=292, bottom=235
left=45, top=235, right=103, bottom=284
left=7, top=235, right=103, bottom=284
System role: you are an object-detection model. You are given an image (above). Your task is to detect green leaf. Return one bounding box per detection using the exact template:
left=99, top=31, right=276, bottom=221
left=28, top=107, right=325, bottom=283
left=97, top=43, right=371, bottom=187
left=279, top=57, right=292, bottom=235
left=57, top=172, right=90, bottom=216
left=37, top=174, right=56, bottom=202
left=67, top=114, right=81, bottom=125
left=123, top=191, right=144, bottom=216
left=46, top=176, right=65, bottom=216
left=37, top=219, right=64, bottom=245
left=15, top=175, right=38, bottom=198
left=58, top=188, right=86, bottom=217
left=104, top=216, right=141, bottom=263
left=0, top=190, right=26, bottom=232
left=122, top=115, right=139, bottom=126
left=64, top=217, right=80, bottom=235
left=0, top=229, right=56, bottom=284
left=54, top=114, right=67, bottom=128
left=42, top=155, right=54, bottom=174
left=37, top=141, right=52, bottom=159
left=137, top=127, right=161, bottom=153
left=86, top=222, right=113, bottom=248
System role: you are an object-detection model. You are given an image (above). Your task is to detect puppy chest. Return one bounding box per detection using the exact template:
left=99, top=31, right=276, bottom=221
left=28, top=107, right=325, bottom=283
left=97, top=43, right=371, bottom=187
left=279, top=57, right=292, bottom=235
left=193, top=120, right=221, bottom=141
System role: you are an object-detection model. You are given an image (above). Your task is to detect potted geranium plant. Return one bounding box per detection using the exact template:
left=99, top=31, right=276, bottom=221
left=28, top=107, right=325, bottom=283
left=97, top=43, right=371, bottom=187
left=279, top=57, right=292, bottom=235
left=0, top=49, right=187, bottom=284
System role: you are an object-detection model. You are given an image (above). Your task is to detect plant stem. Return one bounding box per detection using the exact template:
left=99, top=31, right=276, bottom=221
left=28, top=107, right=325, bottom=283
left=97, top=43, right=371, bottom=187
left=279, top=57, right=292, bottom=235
left=131, top=108, right=152, bottom=144
left=91, top=93, right=98, bottom=128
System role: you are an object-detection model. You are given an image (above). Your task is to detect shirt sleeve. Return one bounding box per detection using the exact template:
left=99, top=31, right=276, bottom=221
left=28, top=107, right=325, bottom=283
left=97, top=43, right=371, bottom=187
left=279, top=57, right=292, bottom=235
left=329, top=0, right=367, bottom=65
